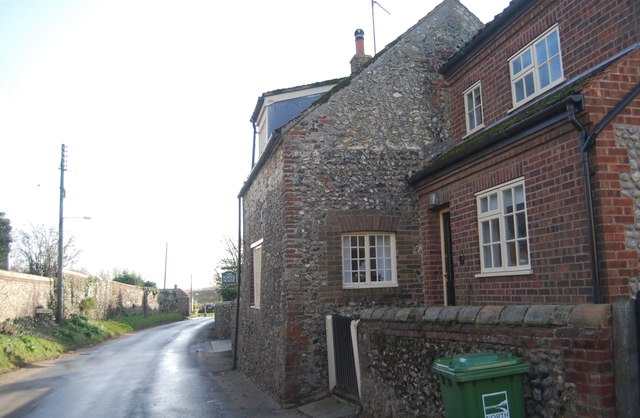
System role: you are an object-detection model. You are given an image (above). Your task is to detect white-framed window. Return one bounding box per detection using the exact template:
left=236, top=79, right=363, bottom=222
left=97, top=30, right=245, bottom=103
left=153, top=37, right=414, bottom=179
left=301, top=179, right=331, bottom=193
left=509, top=25, right=564, bottom=108
left=464, top=82, right=484, bottom=134
left=342, top=233, right=397, bottom=288
left=476, top=178, right=531, bottom=276
left=251, top=239, right=263, bottom=308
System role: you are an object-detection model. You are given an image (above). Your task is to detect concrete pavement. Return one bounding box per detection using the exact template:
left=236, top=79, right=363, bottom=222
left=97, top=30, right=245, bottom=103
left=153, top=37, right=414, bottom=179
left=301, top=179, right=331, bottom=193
left=203, top=338, right=361, bottom=418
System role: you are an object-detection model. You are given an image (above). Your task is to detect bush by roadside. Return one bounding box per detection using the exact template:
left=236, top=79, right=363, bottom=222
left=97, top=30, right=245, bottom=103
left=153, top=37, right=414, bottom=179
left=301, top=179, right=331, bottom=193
left=0, top=313, right=184, bottom=374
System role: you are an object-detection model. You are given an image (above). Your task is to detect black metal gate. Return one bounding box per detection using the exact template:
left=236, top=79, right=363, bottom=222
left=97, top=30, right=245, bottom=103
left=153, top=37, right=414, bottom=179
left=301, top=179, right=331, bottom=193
left=332, top=314, right=359, bottom=398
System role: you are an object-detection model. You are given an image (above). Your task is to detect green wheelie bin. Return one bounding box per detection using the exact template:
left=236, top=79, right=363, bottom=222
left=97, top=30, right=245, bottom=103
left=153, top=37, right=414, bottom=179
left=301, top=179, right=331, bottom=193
left=433, top=352, right=530, bottom=418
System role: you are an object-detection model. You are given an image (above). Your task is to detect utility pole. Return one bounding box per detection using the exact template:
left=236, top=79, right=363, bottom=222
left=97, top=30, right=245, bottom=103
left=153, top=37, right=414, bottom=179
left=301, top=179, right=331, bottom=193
left=56, top=144, right=67, bottom=324
left=163, top=242, right=168, bottom=290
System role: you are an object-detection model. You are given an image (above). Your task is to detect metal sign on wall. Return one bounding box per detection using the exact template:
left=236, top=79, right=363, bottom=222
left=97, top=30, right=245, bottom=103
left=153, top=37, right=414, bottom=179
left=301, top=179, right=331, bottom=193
left=221, top=271, right=237, bottom=285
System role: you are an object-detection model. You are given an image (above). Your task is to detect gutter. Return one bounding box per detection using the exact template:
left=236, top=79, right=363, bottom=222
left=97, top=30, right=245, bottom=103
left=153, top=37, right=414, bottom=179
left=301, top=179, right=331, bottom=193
left=567, top=82, right=640, bottom=304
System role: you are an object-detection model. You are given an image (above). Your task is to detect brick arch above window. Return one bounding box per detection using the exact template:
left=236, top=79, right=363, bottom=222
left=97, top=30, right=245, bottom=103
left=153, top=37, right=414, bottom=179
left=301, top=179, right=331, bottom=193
left=334, top=212, right=401, bottom=233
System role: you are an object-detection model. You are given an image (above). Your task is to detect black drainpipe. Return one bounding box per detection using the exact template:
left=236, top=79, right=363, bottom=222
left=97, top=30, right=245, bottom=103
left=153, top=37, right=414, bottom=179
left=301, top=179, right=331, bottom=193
left=233, top=195, right=242, bottom=370
left=567, top=84, right=640, bottom=303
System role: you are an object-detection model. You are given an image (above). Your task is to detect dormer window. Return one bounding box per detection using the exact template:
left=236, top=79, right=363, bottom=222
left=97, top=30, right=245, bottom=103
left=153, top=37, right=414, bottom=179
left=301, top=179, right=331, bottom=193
left=464, top=82, right=484, bottom=134
left=509, top=25, right=564, bottom=108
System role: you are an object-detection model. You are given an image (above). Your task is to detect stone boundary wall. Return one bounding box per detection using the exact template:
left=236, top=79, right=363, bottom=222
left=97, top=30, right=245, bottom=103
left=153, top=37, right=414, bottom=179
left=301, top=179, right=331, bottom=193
left=0, top=269, right=160, bottom=321
left=212, top=301, right=235, bottom=340
left=357, top=304, right=620, bottom=418
left=0, top=270, right=52, bottom=321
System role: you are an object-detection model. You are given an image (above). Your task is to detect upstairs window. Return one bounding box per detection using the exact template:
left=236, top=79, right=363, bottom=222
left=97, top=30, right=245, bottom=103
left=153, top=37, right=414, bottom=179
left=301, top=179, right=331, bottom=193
left=342, top=233, right=397, bottom=288
left=509, top=25, right=564, bottom=108
left=476, top=178, right=531, bottom=276
left=464, top=82, right=484, bottom=134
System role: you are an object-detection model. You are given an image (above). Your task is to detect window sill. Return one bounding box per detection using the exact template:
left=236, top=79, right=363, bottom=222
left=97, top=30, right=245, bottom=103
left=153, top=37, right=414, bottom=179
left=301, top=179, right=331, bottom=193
left=343, top=283, right=399, bottom=290
left=463, top=124, right=485, bottom=139
left=475, top=268, right=532, bottom=278
left=250, top=305, right=261, bottom=310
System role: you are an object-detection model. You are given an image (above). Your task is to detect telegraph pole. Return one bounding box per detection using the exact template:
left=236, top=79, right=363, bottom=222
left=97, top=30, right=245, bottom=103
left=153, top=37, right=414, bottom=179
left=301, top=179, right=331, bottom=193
left=56, top=144, right=67, bottom=324
left=163, top=242, right=168, bottom=290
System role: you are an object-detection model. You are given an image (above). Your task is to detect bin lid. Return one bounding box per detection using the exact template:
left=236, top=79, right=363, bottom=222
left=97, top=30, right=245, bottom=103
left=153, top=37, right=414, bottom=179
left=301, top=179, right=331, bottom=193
left=436, top=352, right=522, bottom=372
left=432, top=352, right=530, bottom=382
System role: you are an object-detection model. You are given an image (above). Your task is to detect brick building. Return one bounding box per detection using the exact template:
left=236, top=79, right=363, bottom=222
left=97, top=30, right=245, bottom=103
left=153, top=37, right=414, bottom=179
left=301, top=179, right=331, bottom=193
left=409, top=0, right=640, bottom=307
left=237, top=0, right=483, bottom=406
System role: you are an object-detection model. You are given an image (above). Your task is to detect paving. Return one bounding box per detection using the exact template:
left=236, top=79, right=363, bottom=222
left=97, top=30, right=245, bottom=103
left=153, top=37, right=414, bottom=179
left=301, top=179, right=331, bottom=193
left=203, top=339, right=361, bottom=417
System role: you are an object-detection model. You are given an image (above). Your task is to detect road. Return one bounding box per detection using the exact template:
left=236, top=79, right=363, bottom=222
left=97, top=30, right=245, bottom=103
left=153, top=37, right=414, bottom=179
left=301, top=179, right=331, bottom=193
left=0, top=317, right=304, bottom=418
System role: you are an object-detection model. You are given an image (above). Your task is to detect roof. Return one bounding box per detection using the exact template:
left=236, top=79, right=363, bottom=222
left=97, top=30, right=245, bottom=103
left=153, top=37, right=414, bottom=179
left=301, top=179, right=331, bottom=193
left=250, top=78, right=344, bottom=124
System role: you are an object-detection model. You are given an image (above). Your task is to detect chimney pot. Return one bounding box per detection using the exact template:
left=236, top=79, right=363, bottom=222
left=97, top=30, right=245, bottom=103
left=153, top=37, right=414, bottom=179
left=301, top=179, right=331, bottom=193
left=350, top=29, right=371, bottom=74
left=354, top=29, right=365, bottom=56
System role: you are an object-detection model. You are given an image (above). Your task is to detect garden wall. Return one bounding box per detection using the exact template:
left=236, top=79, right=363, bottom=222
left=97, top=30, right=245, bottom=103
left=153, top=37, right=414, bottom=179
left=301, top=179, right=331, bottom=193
left=0, top=269, right=160, bottom=321
left=357, top=303, right=631, bottom=418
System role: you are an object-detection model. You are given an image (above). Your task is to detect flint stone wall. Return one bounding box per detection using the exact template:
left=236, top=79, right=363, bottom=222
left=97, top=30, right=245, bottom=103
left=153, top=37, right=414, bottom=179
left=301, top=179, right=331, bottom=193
left=238, top=0, right=484, bottom=406
left=357, top=304, right=616, bottom=418
left=0, top=269, right=160, bottom=321
left=617, top=124, right=640, bottom=297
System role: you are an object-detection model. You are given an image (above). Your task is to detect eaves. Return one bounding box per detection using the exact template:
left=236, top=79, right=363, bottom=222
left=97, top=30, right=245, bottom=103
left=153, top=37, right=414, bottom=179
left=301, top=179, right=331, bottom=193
left=409, top=43, right=639, bottom=190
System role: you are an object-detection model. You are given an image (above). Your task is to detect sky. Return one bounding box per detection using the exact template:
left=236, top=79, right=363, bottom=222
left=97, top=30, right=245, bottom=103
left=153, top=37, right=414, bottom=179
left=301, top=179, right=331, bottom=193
left=0, top=0, right=511, bottom=291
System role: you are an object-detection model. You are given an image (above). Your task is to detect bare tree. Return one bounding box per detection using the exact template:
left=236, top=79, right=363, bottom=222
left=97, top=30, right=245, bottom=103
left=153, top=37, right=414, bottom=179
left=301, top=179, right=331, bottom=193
left=11, top=224, right=81, bottom=278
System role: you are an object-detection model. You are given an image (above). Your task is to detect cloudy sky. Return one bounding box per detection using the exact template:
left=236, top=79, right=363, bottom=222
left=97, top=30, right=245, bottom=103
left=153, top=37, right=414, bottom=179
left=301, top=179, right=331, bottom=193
left=0, top=0, right=511, bottom=291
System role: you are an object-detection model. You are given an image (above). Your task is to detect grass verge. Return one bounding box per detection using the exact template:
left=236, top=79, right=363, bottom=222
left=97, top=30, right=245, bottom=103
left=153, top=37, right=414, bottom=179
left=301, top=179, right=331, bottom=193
left=0, top=313, right=184, bottom=374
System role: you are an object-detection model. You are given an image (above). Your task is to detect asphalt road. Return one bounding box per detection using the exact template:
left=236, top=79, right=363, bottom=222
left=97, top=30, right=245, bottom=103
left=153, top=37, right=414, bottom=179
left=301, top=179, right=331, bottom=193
left=0, top=317, right=304, bottom=418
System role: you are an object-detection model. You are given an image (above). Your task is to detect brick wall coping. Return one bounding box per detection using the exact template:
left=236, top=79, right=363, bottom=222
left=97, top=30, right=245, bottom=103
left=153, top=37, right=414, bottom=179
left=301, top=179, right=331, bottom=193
left=0, top=269, right=52, bottom=283
left=358, top=304, right=611, bottom=328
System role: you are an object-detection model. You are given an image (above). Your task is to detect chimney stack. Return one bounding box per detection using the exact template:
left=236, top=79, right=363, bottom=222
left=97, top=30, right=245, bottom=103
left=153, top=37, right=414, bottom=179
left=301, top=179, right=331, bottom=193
left=350, top=29, right=371, bottom=74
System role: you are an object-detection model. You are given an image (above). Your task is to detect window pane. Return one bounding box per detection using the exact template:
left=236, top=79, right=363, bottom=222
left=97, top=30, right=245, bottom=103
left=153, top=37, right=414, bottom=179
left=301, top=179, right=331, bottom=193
left=358, top=248, right=365, bottom=258
left=512, top=58, right=522, bottom=75
left=505, top=214, right=515, bottom=240
left=358, top=236, right=364, bottom=246
left=483, top=245, right=492, bottom=267
left=491, top=218, right=500, bottom=241
left=344, top=272, right=352, bottom=283
left=474, top=88, right=481, bottom=106
left=489, top=193, right=498, bottom=210
left=539, top=62, right=550, bottom=88
left=506, top=242, right=517, bottom=266
left=515, top=79, right=524, bottom=102
left=518, top=240, right=529, bottom=265
left=351, top=236, right=358, bottom=246
left=514, top=185, right=525, bottom=210
left=480, top=197, right=488, bottom=213
left=482, top=221, right=490, bottom=244
left=550, top=56, right=562, bottom=82
left=548, top=31, right=559, bottom=56
left=503, top=189, right=513, bottom=214
left=351, top=248, right=358, bottom=259
left=516, top=212, right=527, bottom=238
left=468, top=111, right=476, bottom=129
left=492, top=243, right=502, bottom=267
left=524, top=73, right=535, bottom=96
left=467, top=93, right=474, bottom=110
left=536, top=40, right=548, bottom=64
left=522, top=50, right=532, bottom=68
left=476, top=108, right=483, bottom=126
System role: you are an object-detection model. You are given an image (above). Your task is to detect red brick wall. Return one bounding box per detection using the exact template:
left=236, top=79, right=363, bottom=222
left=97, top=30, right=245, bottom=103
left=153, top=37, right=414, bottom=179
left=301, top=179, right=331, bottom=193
left=358, top=304, right=615, bottom=417
left=418, top=120, right=598, bottom=305
left=447, top=0, right=640, bottom=143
